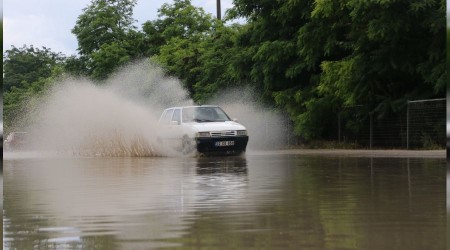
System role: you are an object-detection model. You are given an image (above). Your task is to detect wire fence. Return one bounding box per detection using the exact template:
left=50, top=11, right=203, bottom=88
left=406, top=98, right=446, bottom=149
left=273, top=98, right=446, bottom=149
left=336, top=99, right=446, bottom=149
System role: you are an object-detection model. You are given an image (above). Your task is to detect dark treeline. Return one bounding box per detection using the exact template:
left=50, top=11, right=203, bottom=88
left=3, top=0, right=446, bottom=144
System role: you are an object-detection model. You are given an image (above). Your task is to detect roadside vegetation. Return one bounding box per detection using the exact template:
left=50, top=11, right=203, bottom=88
left=3, top=0, right=446, bottom=147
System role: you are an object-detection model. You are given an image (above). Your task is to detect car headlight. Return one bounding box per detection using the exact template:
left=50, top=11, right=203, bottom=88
left=237, top=130, right=247, bottom=136
left=196, top=132, right=210, bottom=137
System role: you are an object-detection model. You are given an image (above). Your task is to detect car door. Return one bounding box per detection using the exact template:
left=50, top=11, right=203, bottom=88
left=168, top=108, right=183, bottom=149
left=159, top=108, right=174, bottom=141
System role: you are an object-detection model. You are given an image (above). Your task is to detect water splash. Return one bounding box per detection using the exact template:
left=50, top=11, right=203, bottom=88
left=208, top=87, right=288, bottom=150
left=19, top=61, right=187, bottom=156
left=12, top=60, right=286, bottom=157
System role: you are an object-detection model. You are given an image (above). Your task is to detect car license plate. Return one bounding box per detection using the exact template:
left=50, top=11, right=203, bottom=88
left=215, top=141, right=234, bottom=147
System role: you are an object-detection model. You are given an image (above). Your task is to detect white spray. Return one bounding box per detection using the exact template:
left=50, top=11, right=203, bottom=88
left=208, top=87, right=288, bottom=150
left=16, top=60, right=286, bottom=157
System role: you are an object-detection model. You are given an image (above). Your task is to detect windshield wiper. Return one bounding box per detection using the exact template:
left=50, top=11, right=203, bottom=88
left=194, top=118, right=215, bottom=122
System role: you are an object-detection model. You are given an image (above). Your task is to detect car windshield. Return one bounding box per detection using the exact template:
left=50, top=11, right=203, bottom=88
left=182, top=107, right=231, bottom=123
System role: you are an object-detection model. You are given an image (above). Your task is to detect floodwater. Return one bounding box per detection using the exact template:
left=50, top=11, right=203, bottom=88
left=3, top=152, right=445, bottom=250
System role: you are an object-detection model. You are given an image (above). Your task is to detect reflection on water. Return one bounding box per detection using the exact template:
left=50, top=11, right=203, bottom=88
left=1, top=161, right=3, bottom=243
left=3, top=154, right=445, bottom=249
left=447, top=160, right=450, bottom=244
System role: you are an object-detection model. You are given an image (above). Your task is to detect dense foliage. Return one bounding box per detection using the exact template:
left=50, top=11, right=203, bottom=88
left=3, top=46, right=64, bottom=92
left=71, top=0, right=142, bottom=79
left=229, top=0, right=445, bottom=140
left=3, top=0, right=446, bottom=144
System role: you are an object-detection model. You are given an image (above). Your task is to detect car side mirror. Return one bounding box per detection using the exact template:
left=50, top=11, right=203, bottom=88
left=232, top=118, right=238, bottom=122
left=171, top=120, right=180, bottom=125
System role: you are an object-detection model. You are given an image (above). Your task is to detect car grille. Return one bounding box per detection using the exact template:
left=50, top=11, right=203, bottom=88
left=210, top=130, right=237, bottom=137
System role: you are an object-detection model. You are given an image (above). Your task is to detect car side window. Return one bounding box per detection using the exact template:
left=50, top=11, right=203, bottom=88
left=172, top=109, right=181, bottom=124
left=162, top=109, right=174, bottom=124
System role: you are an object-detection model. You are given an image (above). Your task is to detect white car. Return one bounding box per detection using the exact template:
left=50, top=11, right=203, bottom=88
left=158, top=105, right=249, bottom=155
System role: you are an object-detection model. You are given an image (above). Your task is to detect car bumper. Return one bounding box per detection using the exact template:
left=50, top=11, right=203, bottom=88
left=195, top=136, right=249, bottom=154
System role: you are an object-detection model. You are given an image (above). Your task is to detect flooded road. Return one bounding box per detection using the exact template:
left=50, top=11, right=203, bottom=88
left=3, top=152, right=445, bottom=249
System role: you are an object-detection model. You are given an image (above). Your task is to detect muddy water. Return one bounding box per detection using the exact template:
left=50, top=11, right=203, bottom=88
left=3, top=153, right=445, bottom=250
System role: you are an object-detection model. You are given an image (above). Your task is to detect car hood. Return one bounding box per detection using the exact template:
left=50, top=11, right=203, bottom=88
left=188, top=121, right=246, bottom=132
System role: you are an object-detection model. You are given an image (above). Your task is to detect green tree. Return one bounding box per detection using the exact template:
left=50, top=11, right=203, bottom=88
left=142, top=20, right=165, bottom=56
left=4, top=66, right=65, bottom=133
left=90, top=41, right=130, bottom=79
left=3, top=45, right=64, bottom=92
left=230, top=0, right=446, bottom=141
left=71, top=0, right=142, bottom=79
left=191, top=23, right=243, bottom=102
left=302, top=0, right=446, bottom=140
left=142, top=0, right=214, bottom=56
left=229, top=0, right=316, bottom=93
left=312, top=0, right=446, bottom=115
left=72, top=0, right=137, bottom=56
left=64, top=55, right=90, bottom=76
left=3, top=45, right=65, bottom=132
left=150, top=0, right=220, bottom=98
left=90, top=29, right=149, bottom=79
left=230, top=0, right=323, bottom=140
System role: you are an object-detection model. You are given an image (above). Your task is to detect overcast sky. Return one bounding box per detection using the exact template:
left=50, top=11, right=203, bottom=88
left=3, top=0, right=235, bottom=56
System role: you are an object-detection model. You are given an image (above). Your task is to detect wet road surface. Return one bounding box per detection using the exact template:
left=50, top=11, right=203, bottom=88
left=3, top=152, right=446, bottom=249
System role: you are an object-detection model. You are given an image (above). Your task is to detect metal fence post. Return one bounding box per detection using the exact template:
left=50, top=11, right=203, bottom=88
left=406, top=100, right=409, bottom=150
left=369, top=113, right=373, bottom=149
left=338, top=113, right=341, bottom=143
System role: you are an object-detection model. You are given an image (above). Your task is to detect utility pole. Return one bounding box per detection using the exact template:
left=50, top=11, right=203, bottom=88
left=217, top=0, right=221, bottom=20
